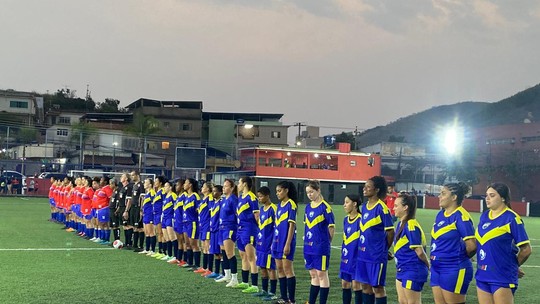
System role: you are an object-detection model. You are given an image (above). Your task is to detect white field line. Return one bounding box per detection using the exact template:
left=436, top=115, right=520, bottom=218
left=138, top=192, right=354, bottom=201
left=0, top=247, right=113, bottom=251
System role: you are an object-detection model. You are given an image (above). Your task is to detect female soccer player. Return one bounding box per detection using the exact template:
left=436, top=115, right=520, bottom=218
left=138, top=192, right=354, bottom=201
left=476, top=183, right=532, bottom=304
left=197, top=182, right=214, bottom=275
left=340, top=194, right=363, bottom=304
left=140, top=178, right=156, bottom=255
left=80, top=177, right=95, bottom=239
left=151, top=176, right=167, bottom=259
left=174, top=179, right=187, bottom=265
left=206, top=185, right=223, bottom=279
left=254, top=186, right=278, bottom=299
left=215, top=179, right=239, bottom=286
left=304, top=180, right=335, bottom=304
left=236, top=176, right=260, bottom=292
left=393, top=193, right=429, bottom=304
left=355, top=176, right=394, bottom=304
left=273, top=181, right=298, bottom=304
left=431, top=182, right=476, bottom=304
left=183, top=178, right=201, bottom=270
left=161, top=181, right=178, bottom=262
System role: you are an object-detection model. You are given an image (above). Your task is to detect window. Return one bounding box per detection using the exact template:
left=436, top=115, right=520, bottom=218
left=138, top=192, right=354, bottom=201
left=58, top=117, right=71, bottom=125
left=56, top=128, right=68, bottom=137
left=163, top=121, right=170, bottom=128
left=522, top=136, right=540, bottom=142
left=486, top=138, right=515, bottom=145
left=10, top=101, right=28, bottom=109
left=271, top=131, right=281, bottom=138
left=180, top=123, right=192, bottom=131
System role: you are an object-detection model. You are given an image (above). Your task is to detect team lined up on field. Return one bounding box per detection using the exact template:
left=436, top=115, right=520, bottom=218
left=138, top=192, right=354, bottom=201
left=48, top=173, right=532, bottom=304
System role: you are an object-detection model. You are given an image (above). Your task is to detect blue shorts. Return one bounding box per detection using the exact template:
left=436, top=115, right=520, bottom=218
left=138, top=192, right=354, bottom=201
left=355, top=260, right=387, bottom=287
left=153, top=213, right=162, bottom=225
left=209, top=231, right=221, bottom=254
left=83, top=214, right=92, bottom=221
left=304, top=253, right=330, bottom=271
left=97, top=207, right=109, bottom=223
left=397, top=279, right=426, bottom=292
left=50, top=198, right=56, bottom=206
left=339, top=271, right=354, bottom=282
left=143, top=212, right=153, bottom=225
left=185, top=221, right=198, bottom=239
left=91, top=208, right=98, bottom=219
left=199, top=225, right=210, bottom=240
left=476, top=280, right=517, bottom=295
left=256, top=251, right=276, bottom=270
left=173, top=219, right=183, bottom=234
left=162, top=216, right=173, bottom=228
left=431, top=261, right=473, bottom=294
left=219, top=229, right=237, bottom=245
left=71, top=205, right=79, bottom=217
left=237, top=233, right=256, bottom=252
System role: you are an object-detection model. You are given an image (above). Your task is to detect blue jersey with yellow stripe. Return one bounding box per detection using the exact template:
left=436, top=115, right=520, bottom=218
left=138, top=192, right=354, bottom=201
left=430, top=206, right=475, bottom=267
left=341, top=214, right=361, bottom=274
left=475, top=208, right=530, bottom=285
left=162, top=192, right=177, bottom=220
left=183, top=192, right=200, bottom=223
left=358, top=199, right=394, bottom=263
left=142, top=189, right=155, bottom=218
left=304, top=200, right=335, bottom=256
left=198, top=194, right=213, bottom=228
left=237, top=191, right=259, bottom=233
left=219, top=194, right=238, bottom=230
left=394, top=219, right=428, bottom=275
left=257, top=203, right=277, bottom=252
left=273, top=199, right=297, bottom=252
left=153, top=188, right=164, bottom=216
left=174, top=192, right=185, bottom=222
left=209, top=196, right=221, bottom=232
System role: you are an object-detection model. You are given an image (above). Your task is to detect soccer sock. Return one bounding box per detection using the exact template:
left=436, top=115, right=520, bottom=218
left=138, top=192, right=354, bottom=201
left=279, top=277, right=288, bottom=301
left=124, top=230, right=129, bottom=244
left=287, top=276, right=296, bottom=302
left=375, top=296, right=387, bottom=304
left=262, top=277, right=269, bottom=292
left=229, top=256, right=237, bottom=274
left=202, top=253, right=208, bottom=269
left=178, top=249, right=184, bottom=261
left=133, top=231, right=140, bottom=247
left=105, top=229, right=111, bottom=241
left=208, top=254, right=214, bottom=272
left=187, top=249, right=194, bottom=265
left=242, top=270, right=249, bottom=284
left=88, top=228, right=94, bottom=238
left=362, top=293, right=375, bottom=304
left=114, top=229, right=120, bottom=240
left=309, top=285, right=320, bottom=304
left=320, top=287, right=330, bottom=304
left=126, top=229, right=133, bottom=246
left=139, top=231, right=145, bottom=248
left=151, top=236, right=157, bottom=252
left=354, top=290, right=363, bottom=304
left=214, top=257, right=221, bottom=274
left=343, top=288, right=352, bottom=304
left=172, top=240, right=178, bottom=259
left=270, top=279, right=278, bottom=294
left=145, top=236, right=151, bottom=251
left=158, top=242, right=163, bottom=254
left=221, top=251, right=229, bottom=271
left=167, top=241, right=173, bottom=257
left=194, top=251, right=201, bottom=267
left=97, top=229, right=102, bottom=239
left=251, top=273, right=258, bottom=287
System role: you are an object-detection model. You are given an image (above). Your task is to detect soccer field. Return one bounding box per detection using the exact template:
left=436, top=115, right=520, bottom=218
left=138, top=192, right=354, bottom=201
left=0, top=198, right=538, bottom=304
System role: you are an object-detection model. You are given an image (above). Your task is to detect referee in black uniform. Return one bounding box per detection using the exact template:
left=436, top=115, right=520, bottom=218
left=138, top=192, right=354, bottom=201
left=127, top=170, right=145, bottom=252
left=117, top=173, right=133, bottom=249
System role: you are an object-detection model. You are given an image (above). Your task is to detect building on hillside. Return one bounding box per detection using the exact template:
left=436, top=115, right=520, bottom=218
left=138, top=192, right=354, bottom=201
left=473, top=122, right=540, bottom=202
left=210, top=143, right=381, bottom=204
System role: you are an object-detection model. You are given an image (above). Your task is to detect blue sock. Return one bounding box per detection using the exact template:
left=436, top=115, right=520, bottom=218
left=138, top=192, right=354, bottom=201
left=105, top=230, right=111, bottom=241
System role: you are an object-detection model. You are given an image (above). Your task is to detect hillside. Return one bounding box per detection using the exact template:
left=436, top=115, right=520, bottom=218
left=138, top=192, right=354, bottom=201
left=355, top=83, right=540, bottom=148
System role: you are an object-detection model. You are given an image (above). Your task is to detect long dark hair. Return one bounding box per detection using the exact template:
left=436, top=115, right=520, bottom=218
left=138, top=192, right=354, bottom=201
left=396, top=193, right=417, bottom=239
left=277, top=180, right=298, bottom=203
left=187, top=178, right=199, bottom=194
left=444, top=182, right=470, bottom=206
left=488, top=182, right=512, bottom=209
left=346, top=193, right=361, bottom=213
left=224, top=178, right=237, bottom=196
left=369, top=176, right=388, bottom=199
left=240, top=176, right=254, bottom=192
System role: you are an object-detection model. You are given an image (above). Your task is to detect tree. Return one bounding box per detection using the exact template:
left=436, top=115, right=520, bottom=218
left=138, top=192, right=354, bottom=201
left=333, top=132, right=355, bottom=149
left=124, top=112, right=160, bottom=170
left=43, top=88, right=95, bottom=112
left=95, top=98, right=126, bottom=113
left=17, top=127, right=38, bottom=144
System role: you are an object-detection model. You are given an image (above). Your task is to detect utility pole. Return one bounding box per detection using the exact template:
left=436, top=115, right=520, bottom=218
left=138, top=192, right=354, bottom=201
left=293, top=122, right=306, bottom=145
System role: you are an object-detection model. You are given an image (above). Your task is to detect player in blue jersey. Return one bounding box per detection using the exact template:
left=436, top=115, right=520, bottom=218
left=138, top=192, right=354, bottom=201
left=215, top=179, right=239, bottom=285
left=161, top=181, right=178, bottom=263
left=183, top=178, right=201, bottom=271
left=196, top=182, right=213, bottom=276
left=174, top=179, right=187, bottom=266
left=340, top=194, right=363, bottom=304
left=393, top=193, right=429, bottom=304
left=206, top=185, right=223, bottom=279
left=253, top=186, right=278, bottom=299
left=236, top=176, right=261, bottom=292
left=304, top=180, right=335, bottom=304
left=151, top=176, right=166, bottom=259
left=476, top=183, right=532, bottom=304
left=355, top=176, right=394, bottom=304
left=273, top=181, right=298, bottom=304
left=140, top=178, right=156, bottom=255
left=431, top=182, right=476, bottom=304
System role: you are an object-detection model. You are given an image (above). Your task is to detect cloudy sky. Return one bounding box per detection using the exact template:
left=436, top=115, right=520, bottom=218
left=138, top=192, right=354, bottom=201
left=2, top=0, right=540, bottom=141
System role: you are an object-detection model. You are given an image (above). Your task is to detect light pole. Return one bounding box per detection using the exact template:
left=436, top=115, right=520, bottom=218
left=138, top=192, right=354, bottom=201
left=112, top=142, right=118, bottom=172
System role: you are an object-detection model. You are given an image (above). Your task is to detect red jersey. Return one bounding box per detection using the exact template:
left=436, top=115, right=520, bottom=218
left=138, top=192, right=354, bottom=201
left=385, top=191, right=398, bottom=216
left=96, top=185, right=113, bottom=209
left=81, top=187, right=94, bottom=215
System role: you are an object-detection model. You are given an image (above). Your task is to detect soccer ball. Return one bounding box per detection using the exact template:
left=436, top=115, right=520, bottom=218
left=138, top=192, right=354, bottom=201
left=113, top=240, right=124, bottom=249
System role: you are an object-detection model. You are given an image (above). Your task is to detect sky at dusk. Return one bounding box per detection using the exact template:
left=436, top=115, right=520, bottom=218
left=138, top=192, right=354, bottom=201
left=2, top=0, right=540, bottom=141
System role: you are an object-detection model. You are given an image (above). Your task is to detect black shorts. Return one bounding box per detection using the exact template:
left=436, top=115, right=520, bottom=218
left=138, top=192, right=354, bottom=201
left=109, top=208, right=121, bottom=228
left=129, top=207, right=142, bottom=228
